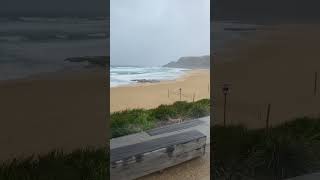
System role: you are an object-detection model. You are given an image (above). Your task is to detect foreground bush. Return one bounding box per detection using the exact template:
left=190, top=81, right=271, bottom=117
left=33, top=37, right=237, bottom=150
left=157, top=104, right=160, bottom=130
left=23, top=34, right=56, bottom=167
left=212, top=117, right=320, bottom=180
left=111, top=109, right=155, bottom=138
left=111, top=99, right=210, bottom=138
left=0, top=148, right=109, bottom=180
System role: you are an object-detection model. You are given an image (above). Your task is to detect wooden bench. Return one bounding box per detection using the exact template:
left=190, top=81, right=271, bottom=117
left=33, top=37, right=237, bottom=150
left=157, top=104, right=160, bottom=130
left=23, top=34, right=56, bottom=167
left=110, top=130, right=207, bottom=180
left=146, top=119, right=205, bottom=136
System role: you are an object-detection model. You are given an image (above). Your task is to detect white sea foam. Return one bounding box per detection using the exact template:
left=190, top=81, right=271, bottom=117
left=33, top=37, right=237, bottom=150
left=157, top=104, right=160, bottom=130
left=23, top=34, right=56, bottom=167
left=0, top=17, right=108, bottom=80
left=110, top=66, right=189, bottom=87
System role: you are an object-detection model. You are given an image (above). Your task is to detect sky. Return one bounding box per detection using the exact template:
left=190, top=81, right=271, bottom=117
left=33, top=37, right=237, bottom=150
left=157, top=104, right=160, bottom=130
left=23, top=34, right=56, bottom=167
left=111, top=0, right=210, bottom=66
left=1, top=0, right=108, bottom=17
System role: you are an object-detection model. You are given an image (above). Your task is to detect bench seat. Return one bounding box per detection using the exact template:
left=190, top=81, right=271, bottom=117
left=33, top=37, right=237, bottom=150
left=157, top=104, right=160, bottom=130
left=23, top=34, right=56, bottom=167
left=110, top=130, right=206, bottom=180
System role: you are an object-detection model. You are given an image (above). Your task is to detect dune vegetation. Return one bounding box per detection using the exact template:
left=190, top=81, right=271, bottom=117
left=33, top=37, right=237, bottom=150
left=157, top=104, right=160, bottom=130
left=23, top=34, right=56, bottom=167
left=0, top=148, right=109, bottom=180
left=212, top=117, right=320, bottom=180
left=110, top=99, right=211, bottom=138
left=0, top=99, right=210, bottom=179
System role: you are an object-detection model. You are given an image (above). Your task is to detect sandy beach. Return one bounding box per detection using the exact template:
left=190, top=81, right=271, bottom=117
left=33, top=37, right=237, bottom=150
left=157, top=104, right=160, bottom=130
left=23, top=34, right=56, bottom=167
left=213, top=24, right=320, bottom=128
left=111, top=69, right=210, bottom=180
left=110, top=69, right=210, bottom=112
left=0, top=68, right=108, bottom=161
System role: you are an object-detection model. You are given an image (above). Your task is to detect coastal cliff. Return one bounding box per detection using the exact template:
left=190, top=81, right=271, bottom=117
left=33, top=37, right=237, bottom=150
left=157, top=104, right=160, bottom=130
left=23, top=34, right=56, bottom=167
left=163, top=55, right=210, bottom=69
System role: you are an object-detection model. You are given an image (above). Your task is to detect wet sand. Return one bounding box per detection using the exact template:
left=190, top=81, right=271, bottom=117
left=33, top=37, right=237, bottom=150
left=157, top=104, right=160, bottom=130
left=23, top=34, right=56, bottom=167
left=0, top=68, right=108, bottom=161
left=110, top=69, right=210, bottom=112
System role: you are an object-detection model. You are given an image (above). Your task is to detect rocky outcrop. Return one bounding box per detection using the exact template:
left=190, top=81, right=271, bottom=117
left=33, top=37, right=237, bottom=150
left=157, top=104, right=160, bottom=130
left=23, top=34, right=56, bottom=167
left=163, top=55, right=210, bottom=69
left=65, top=56, right=109, bottom=67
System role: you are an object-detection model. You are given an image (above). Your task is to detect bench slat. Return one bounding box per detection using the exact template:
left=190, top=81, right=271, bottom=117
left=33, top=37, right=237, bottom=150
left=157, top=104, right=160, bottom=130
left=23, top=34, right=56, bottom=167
left=110, top=130, right=205, bottom=162
left=146, top=119, right=204, bottom=136
left=110, top=130, right=206, bottom=180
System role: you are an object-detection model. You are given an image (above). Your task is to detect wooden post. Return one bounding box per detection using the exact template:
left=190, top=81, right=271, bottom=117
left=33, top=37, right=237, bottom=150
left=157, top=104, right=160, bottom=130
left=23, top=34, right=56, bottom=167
left=193, top=93, right=195, bottom=102
left=168, top=89, right=169, bottom=98
left=266, top=104, right=271, bottom=131
left=223, top=93, right=227, bottom=127
left=222, top=84, right=230, bottom=127
left=316, top=72, right=318, bottom=95
left=179, top=88, right=182, bottom=101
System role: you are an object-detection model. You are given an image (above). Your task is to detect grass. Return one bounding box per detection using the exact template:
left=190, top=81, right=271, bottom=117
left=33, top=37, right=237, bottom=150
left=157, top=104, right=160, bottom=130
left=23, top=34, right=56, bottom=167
left=111, top=99, right=210, bottom=138
left=3, top=103, right=320, bottom=179
left=212, top=117, right=320, bottom=180
left=0, top=148, right=109, bottom=180
left=0, top=100, right=210, bottom=179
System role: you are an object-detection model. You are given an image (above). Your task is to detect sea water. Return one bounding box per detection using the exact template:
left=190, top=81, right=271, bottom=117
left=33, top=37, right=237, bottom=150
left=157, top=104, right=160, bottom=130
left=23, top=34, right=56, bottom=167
left=0, top=17, right=108, bottom=80
left=110, top=66, right=189, bottom=87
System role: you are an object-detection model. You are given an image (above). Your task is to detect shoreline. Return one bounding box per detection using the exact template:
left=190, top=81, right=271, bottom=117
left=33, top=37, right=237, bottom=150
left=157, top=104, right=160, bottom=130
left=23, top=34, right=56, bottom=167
left=110, top=69, right=208, bottom=89
left=0, top=65, right=107, bottom=82
left=110, top=69, right=210, bottom=112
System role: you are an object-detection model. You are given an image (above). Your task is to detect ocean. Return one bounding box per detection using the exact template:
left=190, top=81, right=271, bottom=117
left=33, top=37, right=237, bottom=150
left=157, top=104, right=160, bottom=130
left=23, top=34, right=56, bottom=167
left=110, top=66, right=189, bottom=87
left=0, top=17, right=108, bottom=80
left=110, top=21, right=260, bottom=88
left=0, top=18, right=259, bottom=81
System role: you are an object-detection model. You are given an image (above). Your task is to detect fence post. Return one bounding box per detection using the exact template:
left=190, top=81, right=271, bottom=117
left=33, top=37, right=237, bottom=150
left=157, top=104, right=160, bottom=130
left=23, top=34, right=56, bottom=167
left=222, top=85, right=229, bottom=127
left=168, top=89, right=169, bottom=98
left=266, top=104, right=271, bottom=131
left=223, top=93, right=227, bottom=127
left=179, top=88, right=182, bottom=101
left=193, top=93, right=195, bottom=102
left=314, top=71, right=318, bottom=96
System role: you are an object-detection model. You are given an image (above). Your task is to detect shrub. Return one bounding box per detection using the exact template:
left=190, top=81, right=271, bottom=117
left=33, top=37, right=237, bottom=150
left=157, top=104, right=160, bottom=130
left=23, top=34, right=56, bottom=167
left=212, top=117, right=320, bottom=180
left=150, top=104, right=178, bottom=121
left=111, top=99, right=211, bottom=138
left=250, top=134, right=317, bottom=180
left=188, top=102, right=210, bottom=118
left=0, top=148, right=109, bottom=180
left=111, top=109, right=155, bottom=138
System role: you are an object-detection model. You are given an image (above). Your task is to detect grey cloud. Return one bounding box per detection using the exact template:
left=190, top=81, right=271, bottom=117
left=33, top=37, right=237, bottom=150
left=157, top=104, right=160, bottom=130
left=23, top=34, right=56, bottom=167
left=111, top=0, right=210, bottom=66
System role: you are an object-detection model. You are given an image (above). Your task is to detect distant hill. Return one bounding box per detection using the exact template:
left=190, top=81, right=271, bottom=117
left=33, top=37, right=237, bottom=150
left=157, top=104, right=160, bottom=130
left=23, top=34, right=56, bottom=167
left=163, top=55, right=210, bottom=69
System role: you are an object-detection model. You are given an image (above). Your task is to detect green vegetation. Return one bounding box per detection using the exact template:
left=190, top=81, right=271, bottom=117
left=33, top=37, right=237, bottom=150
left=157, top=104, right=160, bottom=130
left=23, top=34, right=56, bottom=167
left=0, top=148, right=109, bottom=180
left=212, top=117, right=320, bottom=180
left=111, top=99, right=210, bottom=138
left=0, top=99, right=210, bottom=179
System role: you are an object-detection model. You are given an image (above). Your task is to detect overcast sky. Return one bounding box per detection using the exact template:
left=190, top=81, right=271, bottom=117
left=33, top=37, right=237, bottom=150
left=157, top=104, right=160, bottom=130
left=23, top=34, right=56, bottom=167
left=1, top=0, right=108, bottom=17
left=111, top=0, right=210, bottom=66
